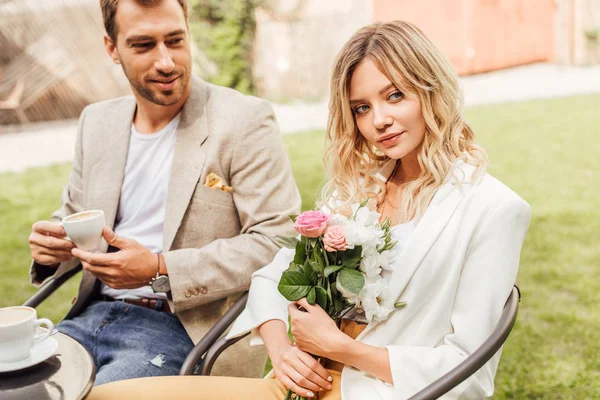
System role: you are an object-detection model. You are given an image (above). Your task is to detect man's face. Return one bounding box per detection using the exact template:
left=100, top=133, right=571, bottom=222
left=106, top=0, right=192, bottom=106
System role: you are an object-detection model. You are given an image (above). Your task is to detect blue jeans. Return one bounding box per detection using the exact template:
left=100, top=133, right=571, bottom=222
left=58, top=300, right=194, bottom=386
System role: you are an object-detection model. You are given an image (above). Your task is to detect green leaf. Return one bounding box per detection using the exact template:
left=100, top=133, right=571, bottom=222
left=314, top=286, right=328, bottom=310
left=394, top=301, right=407, bottom=309
left=337, top=268, right=365, bottom=295
left=339, top=245, right=362, bottom=268
left=274, top=235, right=300, bottom=249
left=289, top=215, right=298, bottom=223
left=359, top=198, right=369, bottom=208
left=293, top=240, right=307, bottom=265
left=277, top=271, right=312, bottom=301
left=324, top=264, right=344, bottom=277
left=288, top=262, right=302, bottom=272
left=333, top=295, right=344, bottom=313
left=301, top=261, right=318, bottom=284
left=308, top=260, right=324, bottom=275
left=307, top=287, right=316, bottom=304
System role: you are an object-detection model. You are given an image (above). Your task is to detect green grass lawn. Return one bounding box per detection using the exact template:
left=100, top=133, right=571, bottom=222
left=1, top=94, right=599, bottom=398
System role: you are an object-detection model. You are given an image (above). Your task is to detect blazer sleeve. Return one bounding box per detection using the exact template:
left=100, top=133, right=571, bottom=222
left=386, top=197, right=531, bottom=399
left=29, top=108, right=88, bottom=287
left=163, top=101, right=302, bottom=313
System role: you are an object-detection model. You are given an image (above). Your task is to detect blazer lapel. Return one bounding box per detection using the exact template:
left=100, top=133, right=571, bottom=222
left=163, top=78, right=209, bottom=250
left=88, top=98, right=136, bottom=228
left=358, top=162, right=473, bottom=338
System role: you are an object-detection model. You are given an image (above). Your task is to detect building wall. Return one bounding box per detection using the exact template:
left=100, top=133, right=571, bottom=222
left=372, top=0, right=555, bottom=75
left=252, top=0, right=372, bottom=100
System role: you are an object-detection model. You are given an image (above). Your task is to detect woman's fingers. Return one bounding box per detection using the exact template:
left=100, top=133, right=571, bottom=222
left=284, top=364, right=322, bottom=393
left=297, top=351, right=333, bottom=387
left=278, top=373, right=315, bottom=398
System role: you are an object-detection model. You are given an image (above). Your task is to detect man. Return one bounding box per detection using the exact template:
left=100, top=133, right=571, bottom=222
left=28, top=0, right=301, bottom=385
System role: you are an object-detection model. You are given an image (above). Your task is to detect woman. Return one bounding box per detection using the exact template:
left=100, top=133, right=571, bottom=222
left=88, top=20, right=530, bottom=400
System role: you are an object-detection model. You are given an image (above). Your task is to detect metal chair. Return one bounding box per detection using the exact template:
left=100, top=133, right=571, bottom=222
left=22, top=264, right=249, bottom=377
left=24, top=271, right=520, bottom=397
left=181, top=285, right=521, bottom=399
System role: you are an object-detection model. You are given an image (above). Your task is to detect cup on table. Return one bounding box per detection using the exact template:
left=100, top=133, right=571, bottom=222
left=61, top=210, right=105, bottom=252
left=0, top=306, right=54, bottom=363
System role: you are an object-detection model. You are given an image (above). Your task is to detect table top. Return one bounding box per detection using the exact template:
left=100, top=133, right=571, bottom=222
left=0, top=331, right=96, bottom=400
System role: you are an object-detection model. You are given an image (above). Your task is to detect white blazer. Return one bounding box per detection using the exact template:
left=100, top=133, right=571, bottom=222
left=228, top=160, right=531, bottom=399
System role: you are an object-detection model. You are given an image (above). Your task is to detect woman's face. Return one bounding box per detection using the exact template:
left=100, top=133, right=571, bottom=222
left=349, top=58, right=426, bottom=161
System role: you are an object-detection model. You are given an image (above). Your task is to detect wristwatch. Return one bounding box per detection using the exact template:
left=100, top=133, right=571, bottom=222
left=150, top=273, right=171, bottom=293
left=150, top=253, right=170, bottom=293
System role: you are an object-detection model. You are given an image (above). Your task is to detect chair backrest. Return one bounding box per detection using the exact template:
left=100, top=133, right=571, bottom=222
left=186, top=284, right=521, bottom=400
left=408, top=285, right=521, bottom=400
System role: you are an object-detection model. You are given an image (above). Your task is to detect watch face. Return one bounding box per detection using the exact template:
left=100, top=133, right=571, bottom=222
left=151, top=276, right=171, bottom=293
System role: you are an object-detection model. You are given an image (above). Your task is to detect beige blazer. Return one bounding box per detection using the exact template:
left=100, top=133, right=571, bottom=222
left=30, top=77, right=302, bottom=377
left=228, top=160, right=531, bottom=398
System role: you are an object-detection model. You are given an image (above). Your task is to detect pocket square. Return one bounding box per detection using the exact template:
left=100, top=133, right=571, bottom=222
left=204, top=173, right=232, bottom=192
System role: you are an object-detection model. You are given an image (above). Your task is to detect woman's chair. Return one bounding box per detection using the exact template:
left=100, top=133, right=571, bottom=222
left=180, top=285, right=522, bottom=400
left=24, top=269, right=520, bottom=399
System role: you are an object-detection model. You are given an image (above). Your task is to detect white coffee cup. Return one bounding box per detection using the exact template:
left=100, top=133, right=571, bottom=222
left=0, top=306, right=54, bottom=363
left=62, top=209, right=105, bottom=252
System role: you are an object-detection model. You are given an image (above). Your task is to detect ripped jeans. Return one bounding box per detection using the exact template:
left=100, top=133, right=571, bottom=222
left=58, top=300, right=194, bottom=386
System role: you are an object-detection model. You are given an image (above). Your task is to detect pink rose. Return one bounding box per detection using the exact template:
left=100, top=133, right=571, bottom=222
left=294, top=211, right=330, bottom=238
left=323, top=225, right=347, bottom=252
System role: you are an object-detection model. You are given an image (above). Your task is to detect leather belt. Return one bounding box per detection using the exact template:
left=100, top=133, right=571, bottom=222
left=102, top=296, right=172, bottom=313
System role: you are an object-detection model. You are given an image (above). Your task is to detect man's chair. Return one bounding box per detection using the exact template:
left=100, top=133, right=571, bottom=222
left=24, top=270, right=520, bottom=399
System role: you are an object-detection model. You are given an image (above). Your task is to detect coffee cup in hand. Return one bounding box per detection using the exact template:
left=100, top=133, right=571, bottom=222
left=62, top=210, right=105, bottom=252
left=0, top=306, right=54, bottom=363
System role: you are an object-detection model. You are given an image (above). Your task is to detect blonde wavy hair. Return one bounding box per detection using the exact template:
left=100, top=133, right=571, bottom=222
left=321, top=20, right=487, bottom=223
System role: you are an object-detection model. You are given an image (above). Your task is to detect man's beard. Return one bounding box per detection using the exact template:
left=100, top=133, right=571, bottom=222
left=122, top=63, right=187, bottom=106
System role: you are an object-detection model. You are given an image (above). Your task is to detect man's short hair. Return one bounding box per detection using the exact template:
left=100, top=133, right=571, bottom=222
left=100, top=0, right=189, bottom=42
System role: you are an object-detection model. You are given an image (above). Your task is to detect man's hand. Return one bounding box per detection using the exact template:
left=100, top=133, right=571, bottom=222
left=29, top=221, right=76, bottom=267
left=71, top=227, right=158, bottom=289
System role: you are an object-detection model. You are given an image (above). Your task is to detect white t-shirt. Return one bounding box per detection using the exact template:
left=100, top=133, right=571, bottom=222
left=100, top=114, right=180, bottom=300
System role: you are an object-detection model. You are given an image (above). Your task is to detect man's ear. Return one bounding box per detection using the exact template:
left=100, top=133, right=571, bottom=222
left=104, top=35, right=120, bottom=64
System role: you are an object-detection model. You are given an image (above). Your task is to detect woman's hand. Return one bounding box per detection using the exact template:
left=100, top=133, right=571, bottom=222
left=271, top=342, right=333, bottom=398
left=288, top=298, right=349, bottom=359
left=258, top=319, right=333, bottom=398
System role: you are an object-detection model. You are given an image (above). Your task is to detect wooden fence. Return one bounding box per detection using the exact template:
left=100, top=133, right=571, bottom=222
left=0, top=0, right=130, bottom=126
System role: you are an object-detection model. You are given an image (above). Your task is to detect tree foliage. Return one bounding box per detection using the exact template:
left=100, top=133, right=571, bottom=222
left=189, top=0, right=261, bottom=94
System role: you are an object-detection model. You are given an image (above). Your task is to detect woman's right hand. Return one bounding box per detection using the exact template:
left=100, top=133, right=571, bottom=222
left=258, top=319, right=333, bottom=398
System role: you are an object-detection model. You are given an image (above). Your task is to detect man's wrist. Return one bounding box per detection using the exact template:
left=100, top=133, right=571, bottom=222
left=158, top=254, right=168, bottom=276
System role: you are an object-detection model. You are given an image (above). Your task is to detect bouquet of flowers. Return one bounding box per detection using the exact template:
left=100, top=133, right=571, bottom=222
left=275, top=201, right=404, bottom=399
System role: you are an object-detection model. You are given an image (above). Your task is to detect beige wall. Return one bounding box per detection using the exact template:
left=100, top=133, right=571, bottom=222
left=252, top=0, right=372, bottom=100
left=373, top=0, right=554, bottom=75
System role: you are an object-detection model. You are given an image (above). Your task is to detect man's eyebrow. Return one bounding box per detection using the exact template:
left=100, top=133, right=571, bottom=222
left=165, top=29, right=186, bottom=38
left=125, top=35, right=154, bottom=45
left=349, top=83, right=396, bottom=105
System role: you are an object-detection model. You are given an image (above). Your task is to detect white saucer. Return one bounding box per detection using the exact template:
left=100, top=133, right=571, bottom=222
left=0, top=337, right=58, bottom=373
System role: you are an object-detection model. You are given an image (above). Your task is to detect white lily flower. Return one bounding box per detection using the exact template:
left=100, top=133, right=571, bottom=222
left=352, top=203, right=380, bottom=226
left=359, top=278, right=395, bottom=322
